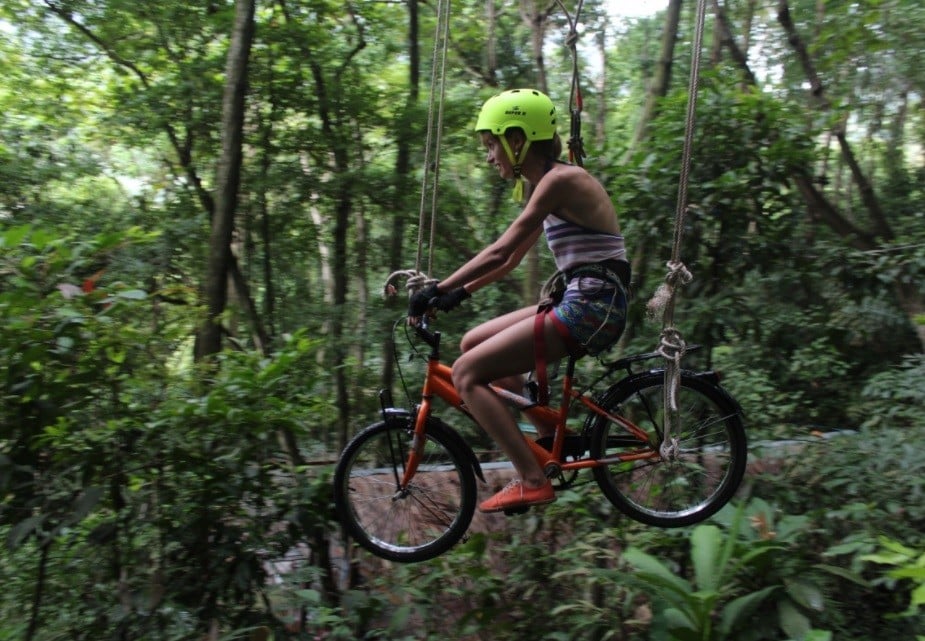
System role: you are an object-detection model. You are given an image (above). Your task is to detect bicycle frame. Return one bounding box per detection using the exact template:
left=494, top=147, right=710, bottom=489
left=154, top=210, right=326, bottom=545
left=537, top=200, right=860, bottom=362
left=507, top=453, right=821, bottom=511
left=401, top=320, right=658, bottom=487
left=336, top=314, right=747, bottom=561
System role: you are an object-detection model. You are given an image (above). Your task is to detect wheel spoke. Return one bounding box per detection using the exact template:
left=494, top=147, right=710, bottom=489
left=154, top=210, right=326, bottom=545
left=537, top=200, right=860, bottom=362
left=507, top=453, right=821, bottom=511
left=333, top=420, right=477, bottom=562
left=591, top=373, right=746, bottom=527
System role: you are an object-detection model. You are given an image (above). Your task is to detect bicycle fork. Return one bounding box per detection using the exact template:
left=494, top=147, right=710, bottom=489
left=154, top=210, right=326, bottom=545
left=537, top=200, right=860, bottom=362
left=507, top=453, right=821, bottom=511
left=377, top=389, right=423, bottom=494
left=377, top=385, right=484, bottom=496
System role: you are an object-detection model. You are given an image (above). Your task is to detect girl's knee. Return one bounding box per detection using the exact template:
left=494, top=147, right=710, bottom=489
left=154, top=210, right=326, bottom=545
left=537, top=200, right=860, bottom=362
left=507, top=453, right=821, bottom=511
left=451, top=363, right=470, bottom=393
left=459, top=328, right=481, bottom=353
left=451, top=356, right=481, bottom=394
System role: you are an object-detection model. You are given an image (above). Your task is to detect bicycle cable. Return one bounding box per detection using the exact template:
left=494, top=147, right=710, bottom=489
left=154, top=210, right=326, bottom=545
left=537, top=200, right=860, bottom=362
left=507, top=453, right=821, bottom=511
left=391, top=318, right=421, bottom=409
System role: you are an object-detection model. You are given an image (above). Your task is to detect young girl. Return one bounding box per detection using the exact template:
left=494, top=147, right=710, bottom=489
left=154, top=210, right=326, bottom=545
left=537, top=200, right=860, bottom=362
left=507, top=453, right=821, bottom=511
left=409, top=88, right=630, bottom=513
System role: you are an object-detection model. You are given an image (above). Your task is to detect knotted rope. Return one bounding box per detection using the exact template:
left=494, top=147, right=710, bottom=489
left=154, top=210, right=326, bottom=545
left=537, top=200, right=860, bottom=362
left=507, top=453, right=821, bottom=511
left=383, top=269, right=435, bottom=300
left=646, top=0, right=708, bottom=456
left=556, top=0, right=586, bottom=166
left=385, top=0, right=451, bottom=300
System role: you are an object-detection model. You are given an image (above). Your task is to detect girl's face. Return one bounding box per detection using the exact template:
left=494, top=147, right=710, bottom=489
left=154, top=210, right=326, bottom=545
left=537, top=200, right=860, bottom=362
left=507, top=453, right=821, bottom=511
left=480, top=132, right=513, bottom=178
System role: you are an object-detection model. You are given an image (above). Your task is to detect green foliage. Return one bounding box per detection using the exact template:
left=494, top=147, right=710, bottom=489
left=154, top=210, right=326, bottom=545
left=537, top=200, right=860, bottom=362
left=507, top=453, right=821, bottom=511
left=862, top=537, right=925, bottom=618
left=746, top=424, right=925, bottom=639
left=623, top=501, right=832, bottom=641
left=0, top=0, right=923, bottom=638
left=0, top=225, right=336, bottom=638
left=857, top=354, right=925, bottom=429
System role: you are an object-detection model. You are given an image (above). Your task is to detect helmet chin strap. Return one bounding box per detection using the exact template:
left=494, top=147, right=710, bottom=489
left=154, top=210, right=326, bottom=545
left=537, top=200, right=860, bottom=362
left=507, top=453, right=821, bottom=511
left=499, top=136, right=532, bottom=202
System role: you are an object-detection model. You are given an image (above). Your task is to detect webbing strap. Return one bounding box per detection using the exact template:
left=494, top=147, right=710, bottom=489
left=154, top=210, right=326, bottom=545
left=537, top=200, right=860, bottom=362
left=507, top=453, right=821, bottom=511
left=534, top=307, right=551, bottom=406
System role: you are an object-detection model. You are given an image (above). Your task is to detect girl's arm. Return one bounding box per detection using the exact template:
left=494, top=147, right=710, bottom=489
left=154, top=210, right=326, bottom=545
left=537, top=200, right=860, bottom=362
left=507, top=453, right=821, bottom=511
left=437, top=172, right=570, bottom=293
left=437, top=203, right=548, bottom=293
left=461, top=225, right=543, bottom=293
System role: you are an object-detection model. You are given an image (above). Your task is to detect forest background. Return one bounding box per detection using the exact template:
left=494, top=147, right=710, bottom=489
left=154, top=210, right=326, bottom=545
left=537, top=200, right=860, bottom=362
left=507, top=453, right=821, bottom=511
left=1, top=0, right=923, bottom=639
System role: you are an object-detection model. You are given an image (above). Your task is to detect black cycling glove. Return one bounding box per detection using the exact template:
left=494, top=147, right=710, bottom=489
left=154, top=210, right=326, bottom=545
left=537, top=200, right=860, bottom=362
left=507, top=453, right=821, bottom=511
left=432, top=286, right=470, bottom=312
left=408, top=283, right=440, bottom=318
left=408, top=282, right=470, bottom=317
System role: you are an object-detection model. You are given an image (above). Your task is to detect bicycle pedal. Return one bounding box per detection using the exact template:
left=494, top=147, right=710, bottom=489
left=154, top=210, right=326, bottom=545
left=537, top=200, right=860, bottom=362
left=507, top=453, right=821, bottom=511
left=502, top=507, right=530, bottom=516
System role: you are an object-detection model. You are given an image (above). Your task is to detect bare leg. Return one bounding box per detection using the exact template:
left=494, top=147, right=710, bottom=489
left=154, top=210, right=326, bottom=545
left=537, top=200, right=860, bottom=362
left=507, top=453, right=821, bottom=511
left=460, top=306, right=556, bottom=438
left=459, top=306, right=535, bottom=351
left=453, top=312, right=571, bottom=488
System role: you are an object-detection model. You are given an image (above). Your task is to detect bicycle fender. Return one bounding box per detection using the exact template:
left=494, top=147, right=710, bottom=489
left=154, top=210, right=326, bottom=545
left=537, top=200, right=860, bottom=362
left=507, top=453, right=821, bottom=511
left=669, top=370, right=746, bottom=419
left=381, top=408, right=486, bottom=483
left=609, top=368, right=721, bottom=392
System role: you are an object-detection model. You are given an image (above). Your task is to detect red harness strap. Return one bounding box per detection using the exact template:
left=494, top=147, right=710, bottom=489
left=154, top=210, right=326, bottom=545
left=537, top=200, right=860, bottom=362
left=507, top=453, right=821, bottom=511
left=533, top=307, right=552, bottom=406
left=534, top=302, right=583, bottom=406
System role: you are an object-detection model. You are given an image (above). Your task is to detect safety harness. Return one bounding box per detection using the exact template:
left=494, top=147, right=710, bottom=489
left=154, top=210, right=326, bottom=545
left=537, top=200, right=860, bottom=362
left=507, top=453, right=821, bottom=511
left=532, top=260, right=631, bottom=405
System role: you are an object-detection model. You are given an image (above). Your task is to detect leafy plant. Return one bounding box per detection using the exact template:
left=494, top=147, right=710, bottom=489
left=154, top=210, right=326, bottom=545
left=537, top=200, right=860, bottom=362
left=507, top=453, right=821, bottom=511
left=857, top=355, right=925, bottom=430
left=0, top=225, right=339, bottom=639
left=862, top=537, right=925, bottom=621
left=622, top=500, right=832, bottom=641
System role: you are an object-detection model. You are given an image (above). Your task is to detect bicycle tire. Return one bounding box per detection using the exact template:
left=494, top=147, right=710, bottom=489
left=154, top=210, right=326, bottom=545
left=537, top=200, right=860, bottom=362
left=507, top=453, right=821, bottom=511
left=333, top=417, right=477, bottom=563
left=589, top=371, right=747, bottom=527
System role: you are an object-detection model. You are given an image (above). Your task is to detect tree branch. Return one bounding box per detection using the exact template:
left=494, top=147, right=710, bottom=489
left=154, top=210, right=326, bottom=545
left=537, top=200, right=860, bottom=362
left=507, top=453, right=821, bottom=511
left=42, top=0, right=215, bottom=217
left=712, top=0, right=883, bottom=249
left=776, top=0, right=893, bottom=241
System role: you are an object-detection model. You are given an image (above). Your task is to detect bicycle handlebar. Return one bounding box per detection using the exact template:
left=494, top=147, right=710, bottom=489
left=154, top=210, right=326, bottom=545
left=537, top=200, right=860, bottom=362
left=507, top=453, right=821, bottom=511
left=409, top=315, right=441, bottom=351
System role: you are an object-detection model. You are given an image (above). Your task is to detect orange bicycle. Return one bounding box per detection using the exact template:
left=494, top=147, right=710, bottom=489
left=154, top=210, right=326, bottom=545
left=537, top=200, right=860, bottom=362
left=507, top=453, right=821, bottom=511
left=333, top=314, right=746, bottom=563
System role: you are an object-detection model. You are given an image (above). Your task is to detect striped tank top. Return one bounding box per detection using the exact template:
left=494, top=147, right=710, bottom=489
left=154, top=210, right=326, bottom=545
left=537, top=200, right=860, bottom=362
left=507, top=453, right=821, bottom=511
left=543, top=212, right=627, bottom=274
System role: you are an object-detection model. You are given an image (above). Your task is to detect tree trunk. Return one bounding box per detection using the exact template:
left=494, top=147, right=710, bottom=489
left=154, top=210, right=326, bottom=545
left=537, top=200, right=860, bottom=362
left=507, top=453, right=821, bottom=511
left=593, top=23, right=608, bottom=152
left=623, top=0, right=684, bottom=162
left=487, top=0, right=498, bottom=83
left=195, top=0, right=256, bottom=361
left=713, top=0, right=925, bottom=350
left=776, top=0, right=893, bottom=241
left=275, top=4, right=366, bottom=451
left=332, top=195, right=351, bottom=451
left=775, top=0, right=925, bottom=348
left=520, top=0, right=555, bottom=301
left=308, top=58, right=356, bottom=451
left=383, top=0, right=420, bottom=397
left=257, top=93, right=278, bottom=343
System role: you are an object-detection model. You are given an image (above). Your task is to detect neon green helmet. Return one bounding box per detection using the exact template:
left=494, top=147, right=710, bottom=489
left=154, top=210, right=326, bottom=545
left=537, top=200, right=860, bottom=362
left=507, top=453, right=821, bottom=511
left=475, top=89, right=558, bottom=141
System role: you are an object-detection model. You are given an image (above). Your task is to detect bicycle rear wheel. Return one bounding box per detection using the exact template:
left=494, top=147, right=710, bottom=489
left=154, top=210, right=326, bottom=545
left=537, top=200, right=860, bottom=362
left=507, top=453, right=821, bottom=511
left=589, top=371, right=746, bottom=527
left=333, top=418, right=477, bottom=563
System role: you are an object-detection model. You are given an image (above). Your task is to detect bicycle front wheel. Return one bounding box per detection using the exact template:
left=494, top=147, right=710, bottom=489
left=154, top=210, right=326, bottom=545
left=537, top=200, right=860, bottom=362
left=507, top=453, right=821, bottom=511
left=589, top=371, right=747, bottom=527
left=333, top=418, right=477, bottom=563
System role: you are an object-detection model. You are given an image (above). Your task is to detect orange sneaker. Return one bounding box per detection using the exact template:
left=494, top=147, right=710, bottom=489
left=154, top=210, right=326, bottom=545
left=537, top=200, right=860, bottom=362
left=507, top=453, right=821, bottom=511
left=478, top=479, right=556, bottom=513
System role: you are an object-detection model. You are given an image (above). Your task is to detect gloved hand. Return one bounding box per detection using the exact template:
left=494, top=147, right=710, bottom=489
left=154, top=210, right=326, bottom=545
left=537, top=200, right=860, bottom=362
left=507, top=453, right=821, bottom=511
left=408, top=282, right=440, bottom=318
left=407, top=283, right=471, bottom=319
left=431, top=286, right=470, bottom=312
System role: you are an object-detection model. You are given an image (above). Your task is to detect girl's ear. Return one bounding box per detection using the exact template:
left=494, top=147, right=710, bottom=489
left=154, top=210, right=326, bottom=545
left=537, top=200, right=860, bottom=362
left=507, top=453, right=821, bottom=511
left=505, top=129, right=527, bottom=146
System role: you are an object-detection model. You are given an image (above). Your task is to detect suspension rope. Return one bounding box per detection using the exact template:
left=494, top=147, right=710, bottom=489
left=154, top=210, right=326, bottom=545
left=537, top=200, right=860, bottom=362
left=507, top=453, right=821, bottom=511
left=645, top=0, right=708, bottom=457
left=413, top=0, right=452, bottom=284
left=556, top=0, right=586, bottom=166
left=385, top=0, right=450, bottom=300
